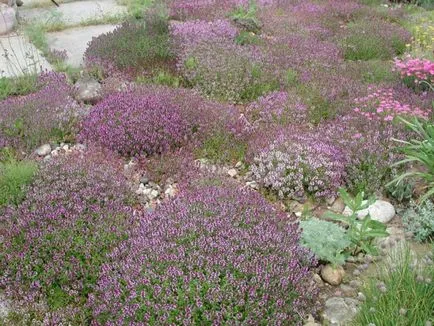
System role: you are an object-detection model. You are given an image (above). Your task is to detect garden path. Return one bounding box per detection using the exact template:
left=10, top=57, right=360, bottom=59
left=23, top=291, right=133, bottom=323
left=0, top=0, right=126, bottom=76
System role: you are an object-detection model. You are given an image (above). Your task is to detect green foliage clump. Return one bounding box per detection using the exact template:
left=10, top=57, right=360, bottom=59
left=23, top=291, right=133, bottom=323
left=326, top=189, right=389, bottom=255
left=230, top=0, right=261, bottom=33
left=235, top=31, right=262, bottom=45
left=402, top=200, right=434, bottom=242
left=389, top=118, right=434, bottom=203
left=136, top=70, right=182, bottom=87
left=84, top=12, right=173, bottom=77
left=0, top=75, right=39, bottom=100
left=359, top=60, right=400, bottom=84
left=196, top=131, right=247, bottom=164
left=0, top=159, right=37, bottom=207
left=341, top=19, right=409, bottom=60
left=300, top=218, right=351, bottom=266
left=353, top=245, right=434, bottom=326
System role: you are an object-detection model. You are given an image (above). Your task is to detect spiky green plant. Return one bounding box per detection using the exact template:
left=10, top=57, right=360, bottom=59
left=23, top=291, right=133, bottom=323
left=388, top=118, right=434, bottom=203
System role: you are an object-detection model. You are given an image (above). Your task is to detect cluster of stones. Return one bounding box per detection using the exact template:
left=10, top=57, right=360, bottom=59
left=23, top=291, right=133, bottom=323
left=195, top=158, right=259, bottom=191
left=35, top=142, right=86, bottom=160
left=135, top=176, right=178, bottom=209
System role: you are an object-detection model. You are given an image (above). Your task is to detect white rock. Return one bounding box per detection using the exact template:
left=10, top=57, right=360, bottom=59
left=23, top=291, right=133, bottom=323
left=235, top=161, right=244, bottom=169
left=143, top=188, right=152, bottom=196
left=51, top=150, right=59, bottom=157
left=343, top=200, right=395, bottom=223
left=0, top=4, right=16, bottom=35
left=227, top=168, right=238, bottom=178
left=246, top=180, right=259, bottom=190
left=74, top=143, right=86, bottom=151
left=62, top=144, right=69, bottom=151
left=164, top=185, right=176, bottom=198
left=35, top=143, right=51, bottom=156
left=322, top=297, right=359, bottom=326
left=304, top=314, right=321, bottom=326
left=149, top=189, right=159, bottom=200
left=74, top=77, right=102, bottom=104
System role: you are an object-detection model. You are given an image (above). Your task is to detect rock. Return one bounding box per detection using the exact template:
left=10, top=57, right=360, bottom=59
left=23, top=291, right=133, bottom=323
left=312, top=273, right=324, bottom=287
left=35, top=143, right=51, bottom=156
left=227, top=168, right=238, bottom=178
left=149, top=189, right=159, bottom=200
left=164, top=185, right=177, bottom=198
left=343, top=200, right=395, bottom=223
left=349, top=280, right=362, bottom=288
left=340, top=284, right=356, bottom=297
left=235, top=161, right=243, bottom=169
left=321, top=265, right=345, bottom=286
left=330, top=197, right=345, bottom=213
left=326, top=196, right=336, bottom=205
left=356, top=292, right=366, bottom=302
left=74, top=143, right=86, bottom=151
left=322, top=297, right=359, bottom=326
left=0, top=4, right=16, bottom=35
left=140, top=176, right=149, bottom=185
left=246, top=180, right=259, bottom=190
left=16, top=0, right=22, bottom=6
left=74, top=77, right=102, bottom=104
left=376, top=226, right=406, bottom=254
left=304, top=314, right=321, bottom=326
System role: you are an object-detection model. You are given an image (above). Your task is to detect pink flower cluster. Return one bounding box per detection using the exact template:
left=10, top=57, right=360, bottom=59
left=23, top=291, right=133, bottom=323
left=170, top=19, right=238, bottom=54
left=353, top=88, right=431, bottom=122
left=394, top=57, right=434, bottom=85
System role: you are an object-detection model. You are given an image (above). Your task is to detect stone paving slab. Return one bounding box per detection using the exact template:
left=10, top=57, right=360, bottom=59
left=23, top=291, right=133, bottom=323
left=23, top=0, right=88, bottom=8
left=19, top=0, right=126, bottom=26
left=0, top=33, right=52, bottom=77
left=46, top=24, right=117, bottom=67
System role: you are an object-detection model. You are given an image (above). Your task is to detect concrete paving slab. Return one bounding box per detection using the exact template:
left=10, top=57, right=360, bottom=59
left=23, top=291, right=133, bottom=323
left=0, top=33, right=52, bottom=77
left=46, top=24, right=116, bottom=67
left=19, top=0, right=126, bottom=26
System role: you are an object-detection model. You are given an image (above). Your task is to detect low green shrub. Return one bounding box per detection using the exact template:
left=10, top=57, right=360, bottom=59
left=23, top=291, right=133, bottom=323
left=84, top=12, right=173, bottom=77
left=300, top=218, right=351, bottom=266
left=235, top=31, right=262, bottom=45
left=341, top=19, right=410, bottom=60
left=229, top=0, right=261, bottom=33
left=0, top=160, right=37, bottom=207
left=196, top=131, right=247, bottom=164
left=0, top=75, right=39, bottom=100
left=402, top=200, right=434, bottom=242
